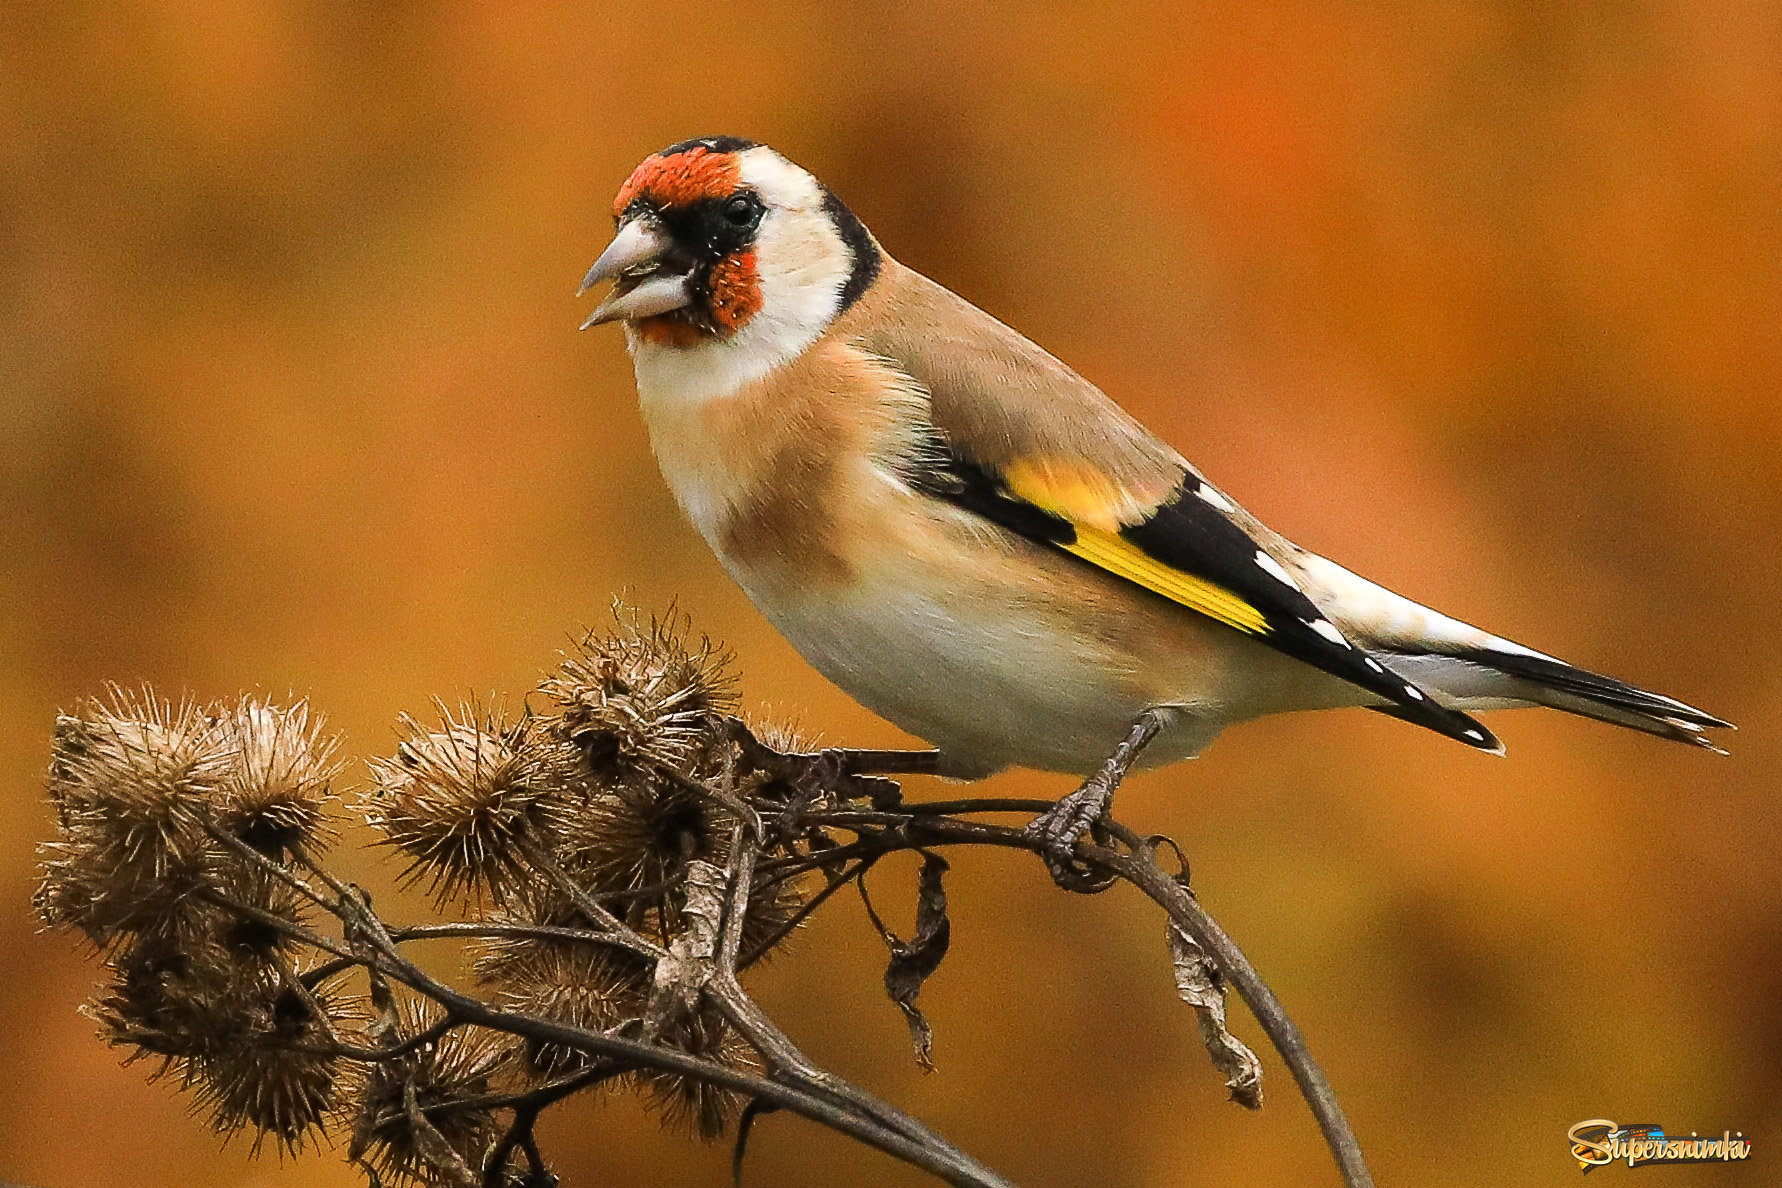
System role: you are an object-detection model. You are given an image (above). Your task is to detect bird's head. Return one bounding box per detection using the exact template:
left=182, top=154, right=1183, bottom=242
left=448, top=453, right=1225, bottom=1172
left=579, top=137, right=880, bottom=352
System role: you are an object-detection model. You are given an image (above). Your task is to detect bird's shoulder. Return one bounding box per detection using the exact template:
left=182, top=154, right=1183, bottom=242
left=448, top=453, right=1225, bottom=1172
left=827, top=259, right=1297, bottom=545
left=830, top=260, right=1188, bottom=516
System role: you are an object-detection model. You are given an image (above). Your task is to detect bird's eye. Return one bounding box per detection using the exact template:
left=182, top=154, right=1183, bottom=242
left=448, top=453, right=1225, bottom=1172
left=723, top=195, right=759, bottom=226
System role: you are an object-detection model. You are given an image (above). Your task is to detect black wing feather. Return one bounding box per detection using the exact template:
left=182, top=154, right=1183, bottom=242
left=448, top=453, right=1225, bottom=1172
left=914, top=444, right=1501, bottom=751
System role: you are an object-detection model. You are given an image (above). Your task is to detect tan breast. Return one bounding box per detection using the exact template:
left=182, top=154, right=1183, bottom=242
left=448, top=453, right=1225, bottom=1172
left=637, top=334, right=929, bottom=592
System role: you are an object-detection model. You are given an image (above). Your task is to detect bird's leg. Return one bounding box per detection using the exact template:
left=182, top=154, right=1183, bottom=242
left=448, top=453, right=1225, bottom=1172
left=1025, top=708, right=1170, bottom=893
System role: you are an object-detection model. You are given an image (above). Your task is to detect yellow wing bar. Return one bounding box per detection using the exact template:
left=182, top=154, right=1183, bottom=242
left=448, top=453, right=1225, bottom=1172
left=1063, top=524, right=1270, bottom=635
left=996, top=456, right=1269, bottom=636
left=1001, top=457, right=1162, bottom=533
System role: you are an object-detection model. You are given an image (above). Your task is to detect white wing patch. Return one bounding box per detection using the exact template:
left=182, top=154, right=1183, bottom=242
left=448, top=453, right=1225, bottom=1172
left=1254, top=550, right=1302, bottom=592
left=1195, top=485, right=1236, bottom=512
left=1306, top=617, right=1352, bottom=648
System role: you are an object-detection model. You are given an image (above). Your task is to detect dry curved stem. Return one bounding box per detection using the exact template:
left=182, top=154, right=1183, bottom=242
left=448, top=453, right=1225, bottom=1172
left=789, top=800, right=1375, bottom=1188
left=1083, top=821, right=1373, bottom=1188
left=201, top=806, right=1008, bottom=1184
left=673, top=725, right=1372, bottom=1185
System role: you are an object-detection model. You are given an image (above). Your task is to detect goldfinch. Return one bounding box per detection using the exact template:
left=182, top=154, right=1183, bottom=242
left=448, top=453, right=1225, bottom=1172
left=579, top=136, right=1731, bottom=782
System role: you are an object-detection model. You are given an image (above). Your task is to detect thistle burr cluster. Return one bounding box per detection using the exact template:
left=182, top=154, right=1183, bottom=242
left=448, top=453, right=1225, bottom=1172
left=362, top=614, right=807, bottom=1136
left=37, top=689, right=348, bottom=1150
left=36, top=613, right=827, bottom=1183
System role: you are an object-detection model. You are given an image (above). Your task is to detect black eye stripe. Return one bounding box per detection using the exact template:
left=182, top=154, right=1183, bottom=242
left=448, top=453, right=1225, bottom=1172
left=650, top=193, right=765, bottom=260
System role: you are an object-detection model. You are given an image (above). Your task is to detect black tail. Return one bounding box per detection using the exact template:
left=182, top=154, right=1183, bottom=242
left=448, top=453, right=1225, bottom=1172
left=1375, top=647, right=1733, bottom=753
left=1479, top=650, right=1731, bottom=751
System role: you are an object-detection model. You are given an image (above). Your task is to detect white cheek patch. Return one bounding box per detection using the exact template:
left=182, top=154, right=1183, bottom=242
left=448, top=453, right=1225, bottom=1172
left=736, top=146, right=825, bottom=211
left=748, top=212, right=848, bottom=344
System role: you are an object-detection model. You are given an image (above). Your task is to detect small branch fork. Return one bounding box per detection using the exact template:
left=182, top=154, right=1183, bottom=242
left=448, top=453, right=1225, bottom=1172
left=198, top=715, right=1371, bottom=1188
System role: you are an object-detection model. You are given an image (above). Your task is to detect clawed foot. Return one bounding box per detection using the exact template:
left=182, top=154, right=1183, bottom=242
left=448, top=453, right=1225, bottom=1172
left=1024, top=708, right=1172, bottom=894
left=1023, top=783, right=1118, bottom=892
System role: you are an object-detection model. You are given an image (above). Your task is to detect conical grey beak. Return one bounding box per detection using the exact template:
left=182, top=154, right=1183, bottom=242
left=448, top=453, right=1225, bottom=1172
left=579, top=218, right=669, bottom=294
left=580, top=274, right=695, bottom=329
left=578, top=217, right=696, bottom=328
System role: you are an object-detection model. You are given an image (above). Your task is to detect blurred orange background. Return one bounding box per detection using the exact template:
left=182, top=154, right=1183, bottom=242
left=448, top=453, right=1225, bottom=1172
left=2, top=3, right=1777, bottom=1185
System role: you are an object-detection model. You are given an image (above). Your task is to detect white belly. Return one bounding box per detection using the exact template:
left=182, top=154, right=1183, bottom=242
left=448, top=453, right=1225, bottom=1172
left=723, top=557, right=1233, bottom=777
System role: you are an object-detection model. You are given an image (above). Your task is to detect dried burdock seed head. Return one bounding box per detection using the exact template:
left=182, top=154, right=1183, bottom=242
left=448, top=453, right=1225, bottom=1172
left=556, top=779, right=810, bottom=958
left=365, top=704, right=571, bottom=906
left=44, top=687, right=226, bottom=816
left=89, top=932, right=346, bottom=1153
left=349, top=1000, right=515, bottom=1187
left=474, top=918, right=654, bottom=1078
left=536, top=606, right=737, bottom=783
left=38, top=689, right=339, bottom=951
left=638, top=1007, right=759, bottom=1140
left=37, top=688, right=233, bottom=947
left=192, top=978, right=347, bottom=1154
left=212, top=866, right=309, bottom=958
left=88, top=928, right=240, bottom=1064
left=564, top=779, right=732, bottom=903
left=217, top=698, right=340, bottom=858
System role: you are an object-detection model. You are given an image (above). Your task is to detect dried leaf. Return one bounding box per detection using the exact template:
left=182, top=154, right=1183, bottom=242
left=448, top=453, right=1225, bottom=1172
left=1169, top=921, right=1263, bottom=1108
left=645, top=858, right=724, bottom=1035
left=860, top=852, right=950, bottom=1071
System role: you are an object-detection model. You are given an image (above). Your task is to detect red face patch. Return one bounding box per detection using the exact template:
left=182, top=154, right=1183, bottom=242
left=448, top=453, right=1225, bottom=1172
left=706, top=250, right=763, bottom=333
left=632, top=249, right=762, bottom=345
left=612, top=147, right=742, bottom=215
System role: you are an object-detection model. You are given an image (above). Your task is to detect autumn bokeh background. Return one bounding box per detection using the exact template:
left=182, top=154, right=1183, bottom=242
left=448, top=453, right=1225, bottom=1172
left=2, top=3, right=1778, bottom=1185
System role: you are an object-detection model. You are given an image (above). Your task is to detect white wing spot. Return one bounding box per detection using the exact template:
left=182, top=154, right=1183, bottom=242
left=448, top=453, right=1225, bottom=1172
left=1306, top=618, right=1352, bottom=648
left=1194, top=485, right=1236, bottom=513
left=1463, top=729, right=1484, bottom=741
left=1364, top=657, right=1385, bottom=673
left=1404, top=685, right=1425, bottom=700
left=1254, top=551, right=1302, bottom=591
